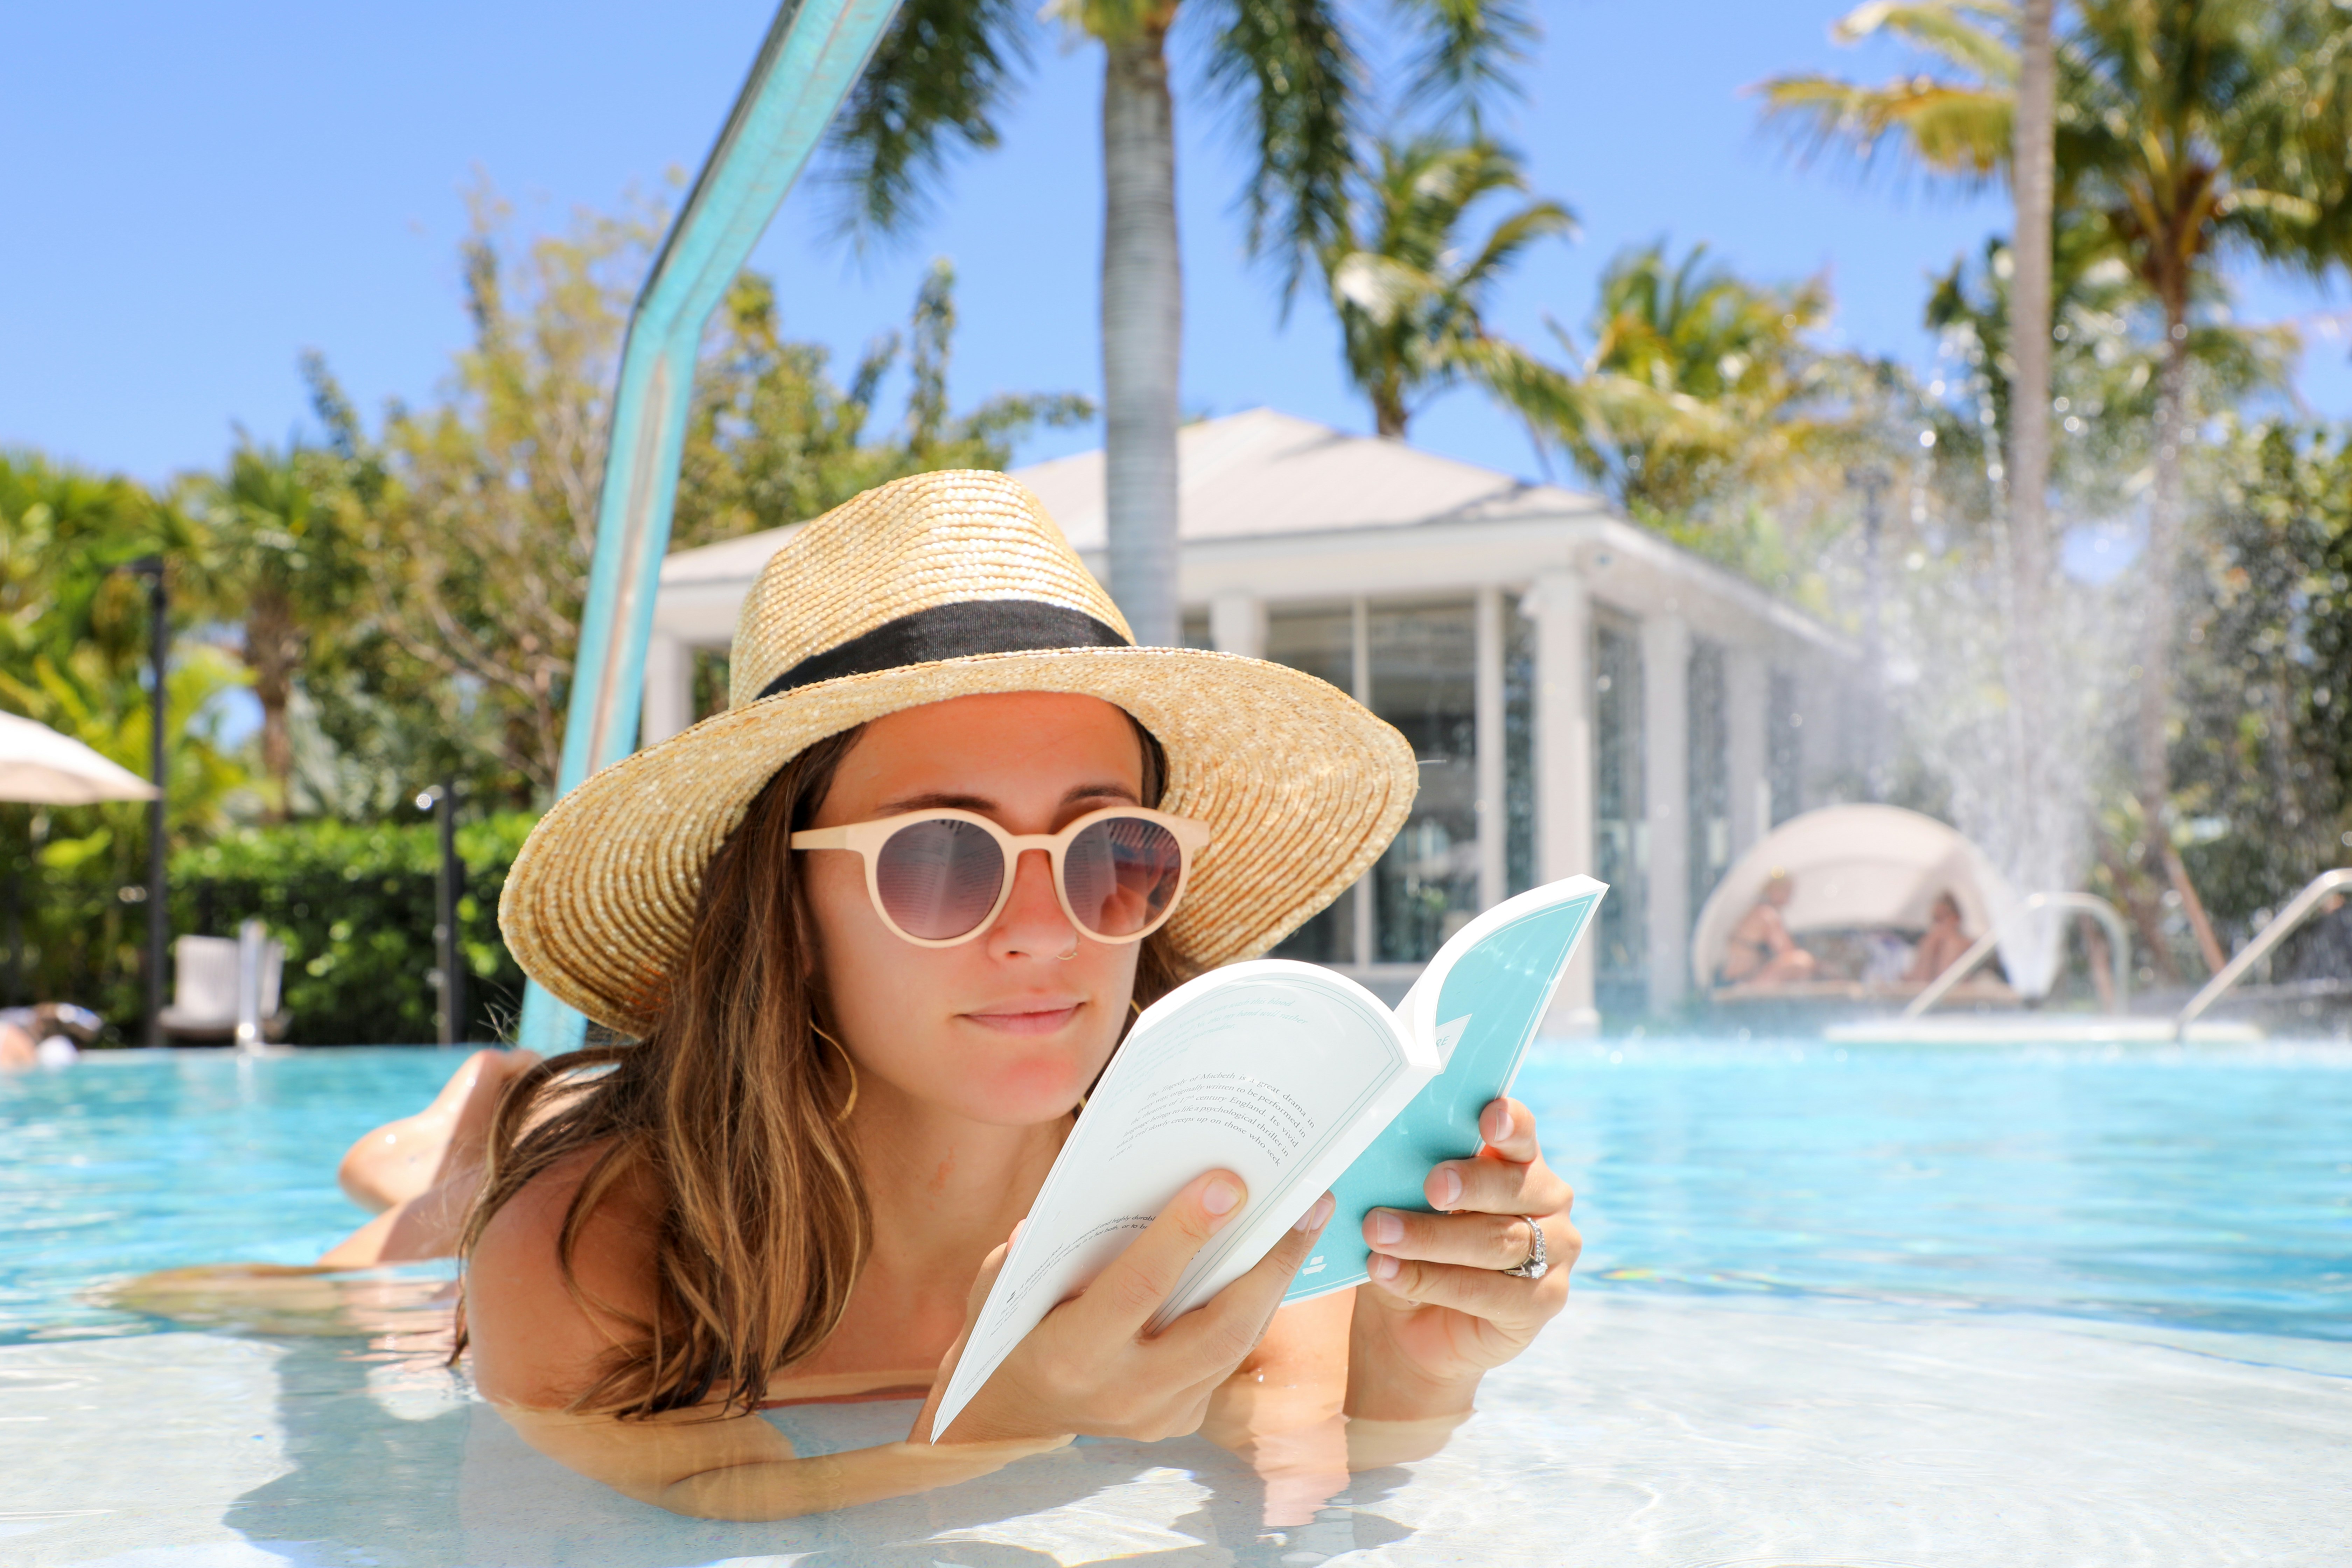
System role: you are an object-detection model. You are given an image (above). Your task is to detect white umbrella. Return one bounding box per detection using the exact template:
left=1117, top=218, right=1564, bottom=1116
left=1692, top=804, right=2023, bottom=990
left=0, top=710, right=159, bottom=805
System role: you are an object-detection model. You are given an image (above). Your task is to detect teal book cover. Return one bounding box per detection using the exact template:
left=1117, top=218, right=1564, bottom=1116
left=1286, top=877, right=1605, bottom=1301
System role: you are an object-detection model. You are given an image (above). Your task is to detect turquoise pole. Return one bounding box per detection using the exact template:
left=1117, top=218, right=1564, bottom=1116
left=517, top=0, right=903, bottom=1056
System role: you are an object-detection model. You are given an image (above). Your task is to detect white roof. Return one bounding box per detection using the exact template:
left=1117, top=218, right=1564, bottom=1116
left=661, top=408, right=1606, bottom=588
left=1017, top=407, right=1611, bottom=548
left=655, top=408, right=1847, bottom=659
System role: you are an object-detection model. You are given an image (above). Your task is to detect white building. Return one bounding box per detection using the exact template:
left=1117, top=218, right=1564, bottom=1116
left=647, top=409, right=1857, bottom=1027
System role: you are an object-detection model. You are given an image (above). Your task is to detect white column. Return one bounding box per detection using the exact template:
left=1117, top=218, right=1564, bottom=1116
left=1533, top=571, right=1597, bottom=1034
left=1350, top=598, right=1376, bottom=967
left=1642, top=615, right=1692, bottom=1010
left=1475, top=587, right=1507, bottom=911
left=1726, top=646, right=1770, bottom=854
left=1208, top=591, right=1266, bottom=659
left=641, top=633, right=694, bottom=747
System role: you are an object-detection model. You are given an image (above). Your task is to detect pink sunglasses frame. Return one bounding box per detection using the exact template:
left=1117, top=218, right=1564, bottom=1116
left=789, top=805, right=1213, bottom=948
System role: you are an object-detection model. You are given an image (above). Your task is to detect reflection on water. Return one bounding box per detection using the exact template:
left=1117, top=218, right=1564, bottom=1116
left=5, top=1294, right=2346, bottom=1566
left=7, top=1044, right=2351, bottom=1564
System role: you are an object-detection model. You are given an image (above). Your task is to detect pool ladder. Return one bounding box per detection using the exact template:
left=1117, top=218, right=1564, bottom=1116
left=2173, top=867, right=2352, bottom=1040
left=1902, top=891, right=2134, bottom=1021
left=1902, top=870, right=2352, bottom=1038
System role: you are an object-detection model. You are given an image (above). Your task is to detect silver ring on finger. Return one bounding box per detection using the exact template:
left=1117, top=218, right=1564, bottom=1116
left=1500, top=1216, right=1548, bottom=1279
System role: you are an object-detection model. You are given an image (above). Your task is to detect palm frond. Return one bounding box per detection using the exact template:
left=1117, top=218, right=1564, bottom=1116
left=1452, top=200, right=1577, bottom=294
left=1754, top=73, right=2011, bottom=185
left=1389, top=0, right=1539, bottom=128
left=1204, top=0, right=1364, bottom=305
left=1832, top=1, right=2018, bottom=83
left=819, top=0, right=1032, bottom=244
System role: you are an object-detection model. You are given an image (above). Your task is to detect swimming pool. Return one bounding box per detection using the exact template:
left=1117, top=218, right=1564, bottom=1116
left=4, top=1042, right=2347, bottom=1564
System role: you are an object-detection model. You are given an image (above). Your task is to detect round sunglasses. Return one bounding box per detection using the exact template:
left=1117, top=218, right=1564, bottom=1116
left=790, top=806, right=1212, bottom=948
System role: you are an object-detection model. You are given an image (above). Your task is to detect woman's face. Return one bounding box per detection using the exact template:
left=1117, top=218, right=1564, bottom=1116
left=805, top=691, right=1150, bottom=1128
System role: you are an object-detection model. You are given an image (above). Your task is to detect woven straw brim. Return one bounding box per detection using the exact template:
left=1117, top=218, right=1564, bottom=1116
left=500, top=647, right=1418, bottom=1034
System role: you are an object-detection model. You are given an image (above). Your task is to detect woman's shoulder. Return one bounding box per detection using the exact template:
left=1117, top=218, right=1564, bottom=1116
left=466, top=1137, right=665, bottom=1408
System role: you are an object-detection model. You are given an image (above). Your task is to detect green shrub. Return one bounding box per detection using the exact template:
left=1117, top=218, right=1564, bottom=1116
left=167, top=813, right=536, bottom=1045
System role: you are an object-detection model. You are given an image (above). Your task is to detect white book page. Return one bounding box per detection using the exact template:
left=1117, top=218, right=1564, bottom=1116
left=928, top=960, right=1426, bottom=1441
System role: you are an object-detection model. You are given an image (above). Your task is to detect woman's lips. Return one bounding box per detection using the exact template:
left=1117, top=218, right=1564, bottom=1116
left=961, top=1001, right=1084, bottom=1035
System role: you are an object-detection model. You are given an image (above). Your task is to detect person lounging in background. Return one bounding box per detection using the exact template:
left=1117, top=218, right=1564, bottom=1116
left=1718, top=870, right=1818, bottom=986
left=1902, top=893, right=1974, bottom=986
left=0, top=1002, right=102, bottom=1069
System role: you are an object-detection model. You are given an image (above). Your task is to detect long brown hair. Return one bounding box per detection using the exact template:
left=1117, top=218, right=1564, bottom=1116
left=457, top=716, right=1186, bottom=1418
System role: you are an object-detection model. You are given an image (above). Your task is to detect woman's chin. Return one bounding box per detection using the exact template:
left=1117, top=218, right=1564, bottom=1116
left=925, top=1051, right=1099, bottom=1128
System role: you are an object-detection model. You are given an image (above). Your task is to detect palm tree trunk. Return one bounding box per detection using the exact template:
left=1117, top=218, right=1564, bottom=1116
left=2005, top=0, right=2062, bottom=943
left=246, top=588, right=299, bottom=821
left=1101, top=23, right=1183, bottom=647
left=2138, top=314, right=2227, bottom=975
left=2009, top=0, right=2054, bottom=665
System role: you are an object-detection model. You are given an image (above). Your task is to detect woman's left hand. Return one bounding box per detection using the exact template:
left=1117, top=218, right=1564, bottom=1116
left=1347, top=1097, right=1578, bottom=1418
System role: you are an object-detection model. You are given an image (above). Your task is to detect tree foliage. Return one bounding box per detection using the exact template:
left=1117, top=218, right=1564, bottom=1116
left=0, top=451, right=256, bottom=1026
left=1319, top=136, right=1572, bottom=439
left=2161, top=420, right=2352, bottom=950
left=1523, top=241, right=1863, bottom=522
left=310, top=189, right=1088, bottom=806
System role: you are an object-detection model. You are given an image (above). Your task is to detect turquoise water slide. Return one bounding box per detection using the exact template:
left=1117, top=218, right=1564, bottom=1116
left=519, top=0, right=904, bottom=1056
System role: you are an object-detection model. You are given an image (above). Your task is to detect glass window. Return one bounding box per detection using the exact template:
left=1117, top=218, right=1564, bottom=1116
left=1180, top=611, right=1213, bottom=651
left=1505, top=597, right=1538, bottom=896
left=1768, top=668, right=1802, bottom=826
left=1688, top=638, right=1732, bottom=918
left=1265, top=607, right=1358, bottom=964
left=1593, top=614, right=1647, bottom=1015
left=1370, top=602, right=1479, bottom=962
left=1264, top=607, right=1354, bottom=694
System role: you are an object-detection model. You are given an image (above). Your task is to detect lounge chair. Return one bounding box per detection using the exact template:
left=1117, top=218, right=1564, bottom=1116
left=159, top=927, right=288, bottom=1044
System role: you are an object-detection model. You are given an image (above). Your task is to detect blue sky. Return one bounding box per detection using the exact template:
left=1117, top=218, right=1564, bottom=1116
left=6, top=0, right=2348, bottom=489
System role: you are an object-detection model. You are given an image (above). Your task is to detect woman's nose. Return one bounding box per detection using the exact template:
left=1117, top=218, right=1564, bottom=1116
left=987, top=847, right=1078, bottom=960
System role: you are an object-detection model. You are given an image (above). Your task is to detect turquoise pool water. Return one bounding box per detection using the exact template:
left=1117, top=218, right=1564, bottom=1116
left=7, top=1041, right=2346, bottom=1346
left=3, top=1042, right=2347, bottom=1565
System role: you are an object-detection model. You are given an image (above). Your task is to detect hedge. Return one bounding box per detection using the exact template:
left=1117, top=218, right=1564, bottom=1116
left=167, top=813, right=536, bottom=1045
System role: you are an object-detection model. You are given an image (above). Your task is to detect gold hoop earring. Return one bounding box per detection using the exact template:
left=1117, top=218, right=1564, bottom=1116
left=812, top=1023, right=859, bottom=1121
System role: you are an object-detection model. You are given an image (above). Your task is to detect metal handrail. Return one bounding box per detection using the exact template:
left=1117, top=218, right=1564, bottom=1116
left=2174, top=867, right=2352, bottom=1037
left=1902, top=891, right=2133, bottom=1020
left=517, top=0, right=906, bottom=1057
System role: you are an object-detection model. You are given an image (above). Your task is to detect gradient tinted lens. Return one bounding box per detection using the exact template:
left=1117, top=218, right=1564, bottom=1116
left=1060, top=815, right=1185, bottom=938
left=874, top=818, right=1007, bottom=940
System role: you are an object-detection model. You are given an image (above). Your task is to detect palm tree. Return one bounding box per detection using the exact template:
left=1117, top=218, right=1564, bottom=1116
left=824, top=0, right=1534, bottom=643
left=1526, top=242, right=1845, bottom=520
left=200, top=443, right=359, bottom=818
left=1320, top=136, right=1572, bottom=439
left=1757, top=0, right=2352, bottom=968
left=2061, top=0, right=2352, bottom=966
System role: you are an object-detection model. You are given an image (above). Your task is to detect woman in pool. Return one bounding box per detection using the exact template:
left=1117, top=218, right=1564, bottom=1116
left=330, top=473, right=1579, bottom=1519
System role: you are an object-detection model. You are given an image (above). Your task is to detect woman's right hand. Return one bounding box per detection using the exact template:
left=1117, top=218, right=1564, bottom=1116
left=917, top=1171, right=1334, bottom=1447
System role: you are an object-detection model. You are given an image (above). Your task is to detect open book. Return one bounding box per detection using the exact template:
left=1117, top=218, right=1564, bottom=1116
left=928, top=875, right=1605, bottom=1441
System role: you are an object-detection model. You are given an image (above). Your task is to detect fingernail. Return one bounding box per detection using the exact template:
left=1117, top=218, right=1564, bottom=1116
left=1009, top=1219, right=1026, bottom=1246
left=1369, top=1210, right=1403, bottom=1246
left=1294, top=1193, right=1334, bottom=1232
left=1434, top=1167, right=1463, bottom=1208
left=1202, top=1178, right=1241, bottom=1217
left=1368, top=1253, right=1400, bottom=1282
left=1488, top=1103, right=1515, bottom=1141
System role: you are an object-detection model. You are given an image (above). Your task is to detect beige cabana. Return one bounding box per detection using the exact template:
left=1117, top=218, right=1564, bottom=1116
left=1692, top=805, right=2021, bottom=994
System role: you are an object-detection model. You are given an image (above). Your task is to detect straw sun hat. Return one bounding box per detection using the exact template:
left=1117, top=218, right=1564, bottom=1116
left=500, top=469, right=1419, bottom=1033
